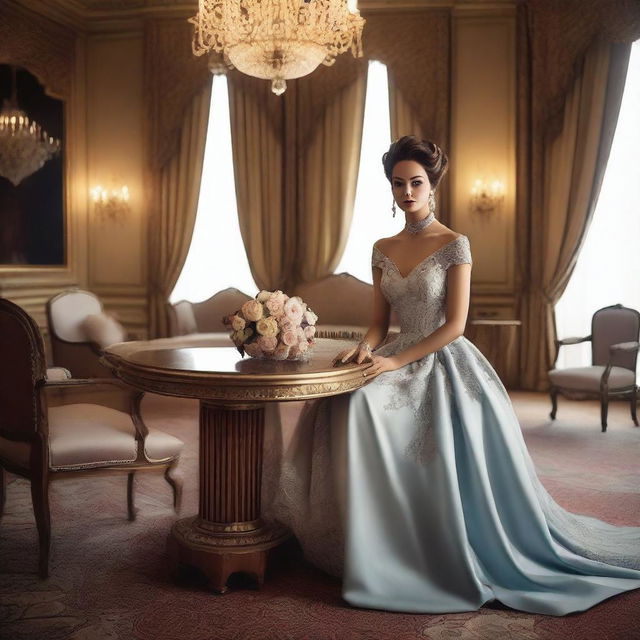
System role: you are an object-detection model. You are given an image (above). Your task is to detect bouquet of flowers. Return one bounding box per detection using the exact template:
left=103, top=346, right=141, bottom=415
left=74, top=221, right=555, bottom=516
left=227, top=290, right=318, bottom=361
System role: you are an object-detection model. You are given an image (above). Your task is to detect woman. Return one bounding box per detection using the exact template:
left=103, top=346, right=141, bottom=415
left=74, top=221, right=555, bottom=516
left=266, top=136, right=640, bottom=616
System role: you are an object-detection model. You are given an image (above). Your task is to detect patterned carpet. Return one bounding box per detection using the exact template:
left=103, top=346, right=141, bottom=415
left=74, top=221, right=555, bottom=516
left=1, top=392, right=639, bottom=640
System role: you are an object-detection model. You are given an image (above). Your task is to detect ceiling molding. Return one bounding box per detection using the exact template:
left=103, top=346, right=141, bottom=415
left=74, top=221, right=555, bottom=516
left=10, top=0, right=521, bottom=32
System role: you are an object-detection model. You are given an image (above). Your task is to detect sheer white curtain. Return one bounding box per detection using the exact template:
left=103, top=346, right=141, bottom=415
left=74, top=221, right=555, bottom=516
left=554, top=40, right=640, bottom=376
left=170, top=75, right=257, bottom=303
left=334, top=61, right=396, bottom=284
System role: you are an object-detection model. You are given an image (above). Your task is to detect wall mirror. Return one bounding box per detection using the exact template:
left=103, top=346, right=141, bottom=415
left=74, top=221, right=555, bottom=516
left=0, top=64, right=65, bottom=266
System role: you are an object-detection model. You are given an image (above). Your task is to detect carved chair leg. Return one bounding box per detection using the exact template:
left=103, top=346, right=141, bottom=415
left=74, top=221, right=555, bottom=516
left=631, top=388, right=638, bottom=427
left=600, top=396, right=609, bottom=433
left=127, top=472, right=137, bottom=522
left=549, top=388, right=558, bottom=420
left=164, top=462, right=182, bottom=513
left=0, top=466, right=6, bottom=521
left=30, top=473, right=51, bottom=579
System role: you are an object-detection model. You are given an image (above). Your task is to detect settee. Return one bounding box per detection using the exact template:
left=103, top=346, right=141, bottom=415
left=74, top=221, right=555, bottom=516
left=168, top=274, right=395, bottom=342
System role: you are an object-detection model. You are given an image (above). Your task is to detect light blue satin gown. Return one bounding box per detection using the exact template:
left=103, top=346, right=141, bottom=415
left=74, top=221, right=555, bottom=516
left=266, top=235, right=640, bottom=616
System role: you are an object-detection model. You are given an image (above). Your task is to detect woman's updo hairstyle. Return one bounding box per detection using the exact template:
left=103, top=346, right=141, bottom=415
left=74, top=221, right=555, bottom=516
left=382, top=136, right=449, bottom=189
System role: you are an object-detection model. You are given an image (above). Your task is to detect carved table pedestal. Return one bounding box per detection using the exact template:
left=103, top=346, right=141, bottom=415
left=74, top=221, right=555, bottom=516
left=104, top=338, right=367, bottom=592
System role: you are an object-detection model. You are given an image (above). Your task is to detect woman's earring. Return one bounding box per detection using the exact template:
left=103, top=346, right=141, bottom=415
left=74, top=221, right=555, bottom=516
left=391, top=200, right=397, bottom=218
left=428, top=191, right=436, bottom=216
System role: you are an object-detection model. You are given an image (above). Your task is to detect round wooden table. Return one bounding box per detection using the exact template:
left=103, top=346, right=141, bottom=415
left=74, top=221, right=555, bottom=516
left=103, top=337, right=368, bottom=592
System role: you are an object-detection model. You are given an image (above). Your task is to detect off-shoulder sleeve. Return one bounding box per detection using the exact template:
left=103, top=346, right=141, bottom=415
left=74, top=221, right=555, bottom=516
left=371, top=245, right=386, bottom=270
left=440, top=235, right=472, bottom=269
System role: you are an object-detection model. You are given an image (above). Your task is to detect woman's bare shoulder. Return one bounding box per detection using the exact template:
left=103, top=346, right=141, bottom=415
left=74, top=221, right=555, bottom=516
left=374, top=233, right=402, bottom=251
left=431, top=223, right=463, bottom=244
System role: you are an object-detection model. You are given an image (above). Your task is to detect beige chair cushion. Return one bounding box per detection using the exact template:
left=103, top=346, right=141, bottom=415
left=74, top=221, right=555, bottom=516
left=82, top=313, right=127, bottom=348
left=49, top=290, right=103, bottom=342
left=145, top=429, right=184, bottom=462
left=48, top=404, right=182, bottom=471
left=192, top=288, right=253, bottom=333
left=0, top=435, right=31, bottom=469
left=548, top=365, right=635, bottom=392
left=46, top=367, right=72, bottom=381
left=171, top=300, right=198, bottom=336
left=294, top=274, right=373, bottom=326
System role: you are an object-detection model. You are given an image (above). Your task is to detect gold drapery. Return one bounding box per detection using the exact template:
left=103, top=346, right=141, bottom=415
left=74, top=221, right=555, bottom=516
left=519, top=41, right=632, bottom=390
left=148, top=82, right=212, bottom=337
left=227, top=73, right=287, bottom=292
left=294, top=65, right=367, bottom=283
left=388, top=76, right=450, bottom=227
left=228, top=56, right=367, bottom=290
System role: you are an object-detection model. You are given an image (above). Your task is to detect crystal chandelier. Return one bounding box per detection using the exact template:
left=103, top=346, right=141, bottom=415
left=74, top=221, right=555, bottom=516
left=190, top=0, right=365, bottom=96
left=0, top=67, right=61, bottom=186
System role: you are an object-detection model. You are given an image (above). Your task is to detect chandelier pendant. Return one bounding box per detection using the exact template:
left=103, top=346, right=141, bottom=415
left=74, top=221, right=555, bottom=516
left=190, top=0, right=365, bottom=95
left=0, top=67, right=61, bottom=186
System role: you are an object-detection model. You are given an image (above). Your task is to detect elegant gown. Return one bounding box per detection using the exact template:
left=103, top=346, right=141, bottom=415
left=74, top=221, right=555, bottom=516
left=263, top=235, right=640, bottom=616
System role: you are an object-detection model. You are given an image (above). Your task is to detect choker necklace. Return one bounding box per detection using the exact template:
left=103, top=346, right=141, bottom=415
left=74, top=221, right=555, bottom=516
left=404, top=212, right=435, bottom=235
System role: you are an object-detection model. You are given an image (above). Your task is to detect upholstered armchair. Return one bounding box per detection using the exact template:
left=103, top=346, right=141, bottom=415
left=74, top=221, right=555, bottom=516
left=47, top=288, right=129, bottom=378
left=0, top=298, right=183, bottom=578
left=548, top=304, right=640, bottom=431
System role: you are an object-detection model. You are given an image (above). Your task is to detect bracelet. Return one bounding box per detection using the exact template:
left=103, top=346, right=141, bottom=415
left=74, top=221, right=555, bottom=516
left=358, top=341, right=373, bottom=353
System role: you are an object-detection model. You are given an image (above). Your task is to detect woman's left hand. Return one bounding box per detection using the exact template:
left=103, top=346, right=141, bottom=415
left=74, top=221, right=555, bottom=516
left=362, top=355, right=402, bottom=379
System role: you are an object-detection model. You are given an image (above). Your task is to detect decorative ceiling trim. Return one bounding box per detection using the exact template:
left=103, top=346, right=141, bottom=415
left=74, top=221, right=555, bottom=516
left=11, top=0, right=521, bottom=32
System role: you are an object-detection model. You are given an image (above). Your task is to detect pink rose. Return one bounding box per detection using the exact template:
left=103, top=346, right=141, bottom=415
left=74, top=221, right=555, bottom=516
left=284, top=297, right=304, bottom=323
left=282, top=330, right=298, bottom=346
left=304, top=325, right=316, bottom=339
left=244, top=342, right=263, bottom=358
left=241, top=299, right=264, bottom=322
left=273, top=344, right=290, bottom=360
left=296, top=327, right=306, bottom=341
left=258, top=336, right=278, bottom=352
left=265, top=291, right=287, bottom=318
left=297, top=339, right=309, bottom=353
left=278, top=318, right=295, bottom=333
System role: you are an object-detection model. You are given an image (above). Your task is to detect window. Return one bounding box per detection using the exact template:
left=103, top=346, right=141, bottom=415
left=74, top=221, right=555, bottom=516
left=334, top=60, right=394, bottom=283
left=170, top=75, right=257, bottom=303
left=554, top=40, right=640, bottom=374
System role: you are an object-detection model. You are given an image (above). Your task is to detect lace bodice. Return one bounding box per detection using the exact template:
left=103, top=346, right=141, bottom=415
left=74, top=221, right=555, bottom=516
left=372, top=235, right=472, bottom=339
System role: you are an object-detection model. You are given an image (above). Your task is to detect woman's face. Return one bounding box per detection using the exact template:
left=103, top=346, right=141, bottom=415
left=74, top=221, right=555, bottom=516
left=391, top=160, right=431, bottom=217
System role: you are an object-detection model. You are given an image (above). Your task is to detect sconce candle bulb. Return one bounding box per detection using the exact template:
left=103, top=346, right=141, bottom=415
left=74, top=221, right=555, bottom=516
left=470, top=178, right=505, bottom=214
left=90, top=185, right=130, bottom=222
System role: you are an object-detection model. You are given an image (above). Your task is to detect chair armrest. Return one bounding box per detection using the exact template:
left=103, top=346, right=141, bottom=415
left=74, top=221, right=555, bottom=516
left=45, top=378, right=140, bottom=412
left=45, top=367, right=72, bottom=381
left=555, top=335, right=591, bottom=347
left=610, top=341, right=639, bottom=353
left=44, top=378, right=148, bottom=439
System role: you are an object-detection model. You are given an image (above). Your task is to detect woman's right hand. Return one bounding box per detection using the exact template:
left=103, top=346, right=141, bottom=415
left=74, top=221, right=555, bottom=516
left=331, top=344, right=373, bottom=366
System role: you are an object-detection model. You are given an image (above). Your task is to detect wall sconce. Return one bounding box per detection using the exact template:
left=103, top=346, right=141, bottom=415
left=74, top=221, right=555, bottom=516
left=470, top=179, right=505, bottom=214
left=90, top=185, right=130, bottom=222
